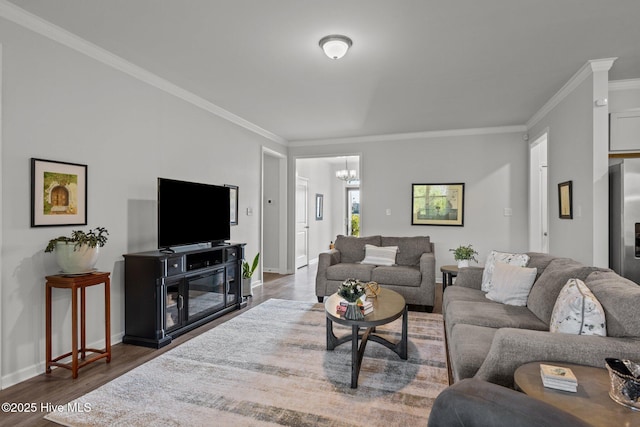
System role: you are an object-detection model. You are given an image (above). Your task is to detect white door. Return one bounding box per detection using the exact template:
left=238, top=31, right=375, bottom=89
left=529, top=133, right=549, bottom=252
left=295, top=176, right=309, bottom=269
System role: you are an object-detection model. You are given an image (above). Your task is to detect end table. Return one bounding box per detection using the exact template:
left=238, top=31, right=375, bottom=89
left=440, top=265, right=459, bottom=290
left=46, top=271, right=111, bottom=379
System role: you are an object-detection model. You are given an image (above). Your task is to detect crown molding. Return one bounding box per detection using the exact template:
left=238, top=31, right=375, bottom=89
left=0, top=1, right=288, bottom=146
left=610, top=79, right=640, bottom=91
left=288, top=125, right=527, bottom=147
left=526, top=58, right=617, bottom=130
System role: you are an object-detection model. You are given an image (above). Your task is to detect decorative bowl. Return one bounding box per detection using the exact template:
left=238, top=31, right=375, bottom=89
left=605, top=358, right=640, bottom=410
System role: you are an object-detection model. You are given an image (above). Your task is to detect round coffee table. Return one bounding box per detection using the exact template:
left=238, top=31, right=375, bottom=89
left=324, top=288, right=408, bottom=388
left=514, top=362, right=640, bottom=426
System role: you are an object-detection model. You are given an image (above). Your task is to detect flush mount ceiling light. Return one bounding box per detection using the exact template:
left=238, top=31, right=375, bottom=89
left=319, top=34, right=353, bottom=59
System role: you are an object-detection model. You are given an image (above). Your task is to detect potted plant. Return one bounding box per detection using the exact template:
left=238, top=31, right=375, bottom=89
left=242, top=252, right=260, bottom=297
left=449, top=244, right=479, bottom=268
left=45, top=227, right=109, bottom=274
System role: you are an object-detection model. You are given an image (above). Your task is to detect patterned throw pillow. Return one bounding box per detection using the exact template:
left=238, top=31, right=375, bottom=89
left=481, top=250, right=530, bottom=293
left=485, top=262, right=537, bottom=306
left=360, top=245, right=398, bottom=266
left=549, top=278, right=607, bottom=336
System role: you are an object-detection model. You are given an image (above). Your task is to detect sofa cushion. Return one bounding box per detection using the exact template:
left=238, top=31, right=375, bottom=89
left=481, top=251, right=530, bottom=293
left=586, top=270, right=640, bottom=338
left=326, top=263, right=375, bottom=282
left=449, top=324, right=497, bottom=382
left=549, top=278, right=606, bottom=336
left=372, top=265, right=421, bottom=287
left=381, top=236, right=431, bottom=266
left=527, top=258, right=598, bottom=325
left=334, top=235, right=381, bottom=263
left=485, top=263, right=537, bottom=306
left=443, top=286, right=487, bottom=314
left=361, top=244, right=398, bottom=266
left=446, top=300, right=548, bottom=332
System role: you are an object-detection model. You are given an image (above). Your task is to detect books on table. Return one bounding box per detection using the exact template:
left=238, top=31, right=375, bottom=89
left=336, top=297, right=374, bottom=315
left=540, top=364, right=578, bottom=392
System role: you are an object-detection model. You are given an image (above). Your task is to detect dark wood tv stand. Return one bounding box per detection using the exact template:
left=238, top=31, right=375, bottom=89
left=123, top=243, right=245, bottom=348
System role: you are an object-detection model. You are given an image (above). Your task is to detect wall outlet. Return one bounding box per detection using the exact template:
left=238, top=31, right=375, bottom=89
left=503, top=208, right=512, bottom=217
left=386, top=208, right=392, bottom=216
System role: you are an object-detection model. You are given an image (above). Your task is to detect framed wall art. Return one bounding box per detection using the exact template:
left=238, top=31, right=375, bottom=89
left=315, top=193, right=324, bottom=220
left=558, top=180, right=573, bottom=219
left=226, top=184, right=238, bottom=225
left=412, top=183, right=465, bottom=226
left=31, top=158, right=88, bottom=227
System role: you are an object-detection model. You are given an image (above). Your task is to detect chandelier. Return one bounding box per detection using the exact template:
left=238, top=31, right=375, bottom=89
left=336, top=158, right=357, bottom=181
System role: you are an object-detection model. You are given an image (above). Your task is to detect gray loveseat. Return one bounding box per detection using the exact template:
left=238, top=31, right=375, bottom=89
left=316, top=235, right=436, bottom=311
left=444, top=252, right=640, bottom=388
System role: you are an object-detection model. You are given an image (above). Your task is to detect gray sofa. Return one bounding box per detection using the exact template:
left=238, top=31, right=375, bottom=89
left=444, top=252, right=640, bottom=388
left=315, top=235, right=436, bottom=310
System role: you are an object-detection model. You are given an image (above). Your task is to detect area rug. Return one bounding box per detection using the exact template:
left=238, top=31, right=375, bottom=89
left=45, top=299, right=448, bottom=426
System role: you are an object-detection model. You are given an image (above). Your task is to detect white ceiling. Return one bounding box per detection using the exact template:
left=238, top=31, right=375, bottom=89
left=7, top=0, right=640, bottom=144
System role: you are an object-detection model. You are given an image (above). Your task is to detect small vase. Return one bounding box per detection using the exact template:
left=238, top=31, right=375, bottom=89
left=457, top=259, right=470, bottom=268
left=344, top=302, right=364, bottom=320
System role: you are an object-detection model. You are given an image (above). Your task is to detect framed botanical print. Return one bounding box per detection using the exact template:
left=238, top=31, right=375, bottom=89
left=31, top=158, right=87, bottom=227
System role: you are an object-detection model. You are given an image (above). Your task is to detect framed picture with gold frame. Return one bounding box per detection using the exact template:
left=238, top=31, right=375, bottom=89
left=412, top=183, right=464, bottom=226
left=558, top=180, right=573, bottom=219
left=31, top=158, right=87, bottom=227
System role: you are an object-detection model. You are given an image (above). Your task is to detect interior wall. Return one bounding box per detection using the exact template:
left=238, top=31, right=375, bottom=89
left=262, top=154, right=280, bottom=271
left=527, top=62, right=612, bottom=266
left=289, top=131, right=529, bottom=273
left=0, top=17, right=284, bottom=387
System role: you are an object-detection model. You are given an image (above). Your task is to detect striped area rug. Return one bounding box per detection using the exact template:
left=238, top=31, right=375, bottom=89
left=46, top=299, right=448, bottom=426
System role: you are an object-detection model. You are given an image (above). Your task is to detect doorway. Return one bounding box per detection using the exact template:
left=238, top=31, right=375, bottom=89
left=529, top=132, right=549, bottom=253
left=294, top=155, right=361, bottom=268
left=295, top=176, right=309, bottom=269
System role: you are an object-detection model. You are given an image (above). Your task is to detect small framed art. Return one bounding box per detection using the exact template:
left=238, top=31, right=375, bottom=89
left=558, top=181, right=573, bottom=219
left=226, top=184, right=239, bottom=225
left=31, top=158, right=87, bottom=227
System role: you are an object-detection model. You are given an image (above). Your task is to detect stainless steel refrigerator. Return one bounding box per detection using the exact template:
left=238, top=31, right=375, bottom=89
left=609, top=158, right=640, bottom=285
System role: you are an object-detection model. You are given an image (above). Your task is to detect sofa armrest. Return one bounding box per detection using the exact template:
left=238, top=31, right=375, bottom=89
left=418, top=252, right=436, bottom=306
left=428, top=378, right=590, bottom=427
left=475, top=328, right=640, bottom=388
left=453, top=266, right=484, bottom=289
left=315, top=249, right=341, bottom=298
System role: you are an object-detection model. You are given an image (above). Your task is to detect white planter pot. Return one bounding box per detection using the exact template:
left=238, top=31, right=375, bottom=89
left=55, top=242, right=99, bottom=274
left=242, top=276, right=253, bottom=297
left=457, top=259, right=470, bottom=268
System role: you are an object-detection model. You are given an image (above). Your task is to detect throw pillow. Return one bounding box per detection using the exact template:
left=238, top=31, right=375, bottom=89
left=485, top=262, right=537, bottom=306
left=481, top=250, right=530, bottom=293
left=361, top=244, right=398, bottom=266
left=549, top=278, right=607, bottom=336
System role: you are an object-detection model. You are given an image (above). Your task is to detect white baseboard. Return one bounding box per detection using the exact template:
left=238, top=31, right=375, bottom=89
left=1, top=332, right=124, bottom=390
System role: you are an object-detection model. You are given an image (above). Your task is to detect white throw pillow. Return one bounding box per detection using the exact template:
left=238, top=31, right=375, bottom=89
left=361, top=244, right=398, bottom=266
left=485, top=262, right=537, bottom=306
left=481, top=250, right=530, bottom=293
left=550, top=278, right=607, bottom=336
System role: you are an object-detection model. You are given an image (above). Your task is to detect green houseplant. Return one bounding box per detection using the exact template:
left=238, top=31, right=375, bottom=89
left=45, top=227, right=109, bottom=273
left=242, top=252, right=260, bottom=297
left=449, top=244, right=479, bottom=268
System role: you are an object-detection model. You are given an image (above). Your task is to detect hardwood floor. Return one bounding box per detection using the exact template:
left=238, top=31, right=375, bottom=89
left=0, top=263, right=442, bottom=426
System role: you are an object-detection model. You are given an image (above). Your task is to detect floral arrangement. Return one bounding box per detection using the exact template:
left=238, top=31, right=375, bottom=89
left=449, top=244, right=479, bottom=262
left=338, top=278, right=366, bottom=303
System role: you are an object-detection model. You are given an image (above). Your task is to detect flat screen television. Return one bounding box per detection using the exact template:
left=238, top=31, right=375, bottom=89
left=157, top=178, right=230, bottom=250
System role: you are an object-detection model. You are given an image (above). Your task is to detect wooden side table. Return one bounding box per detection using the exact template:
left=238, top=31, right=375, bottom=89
left=440, top=265, right=459, bottom=290
left=46, top=272, right=111, bottom=379
left=515, top=362, right=640, bottom=426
